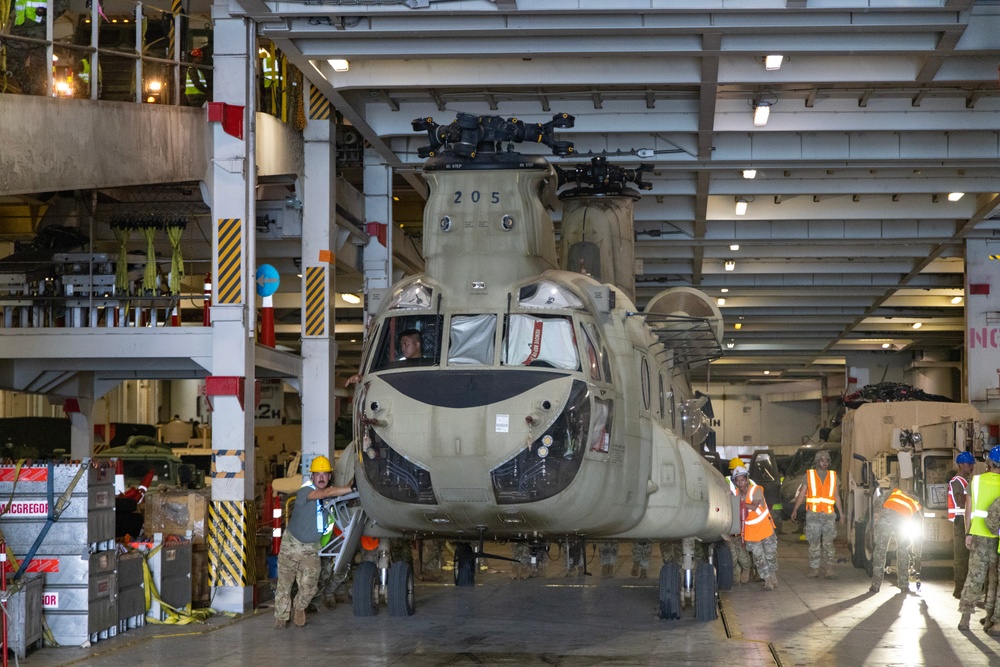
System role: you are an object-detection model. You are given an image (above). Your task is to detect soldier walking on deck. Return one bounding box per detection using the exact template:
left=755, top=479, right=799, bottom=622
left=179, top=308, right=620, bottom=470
left=949, top=451, right=975, bottom=599
left=868, top=481, right=921, bottom=594
left=790, top=450, right=844, bottom=578
left=733, top=466, right=779, bottom=589
left=958, top=446, right=1000, bottom=631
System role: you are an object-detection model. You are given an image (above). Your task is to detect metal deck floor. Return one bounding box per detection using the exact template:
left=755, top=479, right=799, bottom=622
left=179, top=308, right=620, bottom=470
left=14, top=529, right=1000, bottom=667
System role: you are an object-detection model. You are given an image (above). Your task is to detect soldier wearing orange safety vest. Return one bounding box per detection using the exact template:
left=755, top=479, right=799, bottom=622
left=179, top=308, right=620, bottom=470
left=868, top=480, right=921, bottom=594
left=790, top=449, right=844, bottom=579
left=733, top=466, right=779, bottom=590
left=949, top=451, right=975, bottom=598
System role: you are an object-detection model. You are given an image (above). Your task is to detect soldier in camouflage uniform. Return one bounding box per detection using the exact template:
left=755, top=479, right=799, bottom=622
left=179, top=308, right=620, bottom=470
left=274, top=456, right=353, bottom=628
left=511, top=541, right=535, bottom=580
left=599, top=541, right=619, bottom=577
left=420, top=539, right=445, bottom=581
left=659, top=538, right=707, bottom=568
left=733, top=466, right=778, bottom=589
left=958, top=446, right=1000, bottom=631
left=631, top=540, right=652, bottom=578
left=790, top=450, right=844, bottom=578
left=564, top=538, right=585, bottom=577
left=868, top=482, right=921, bottom=594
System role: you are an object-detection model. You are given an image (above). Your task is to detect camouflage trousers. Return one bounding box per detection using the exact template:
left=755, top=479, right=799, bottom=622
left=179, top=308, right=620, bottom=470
left=727, top=538, right=752, bottom=578
left=805, top=511, right=837, bottom=569
left=747, top=533, right=778, bottom=581
left=565, top=540, right=585, bottom=569
left=870, top=507, right=911, bottom=588
left=274, top=533, right=321, bottom=622
left=658, top=539, right=707, bottom=567
left=599, top=542, right=619, bottom=566
left=959, top=534, right=999, bottom=615
left=953, top=517, right=970, bottom=591
left=422, top=539, right=445, bottom=573
left=632, top=540, right=652, bottom=569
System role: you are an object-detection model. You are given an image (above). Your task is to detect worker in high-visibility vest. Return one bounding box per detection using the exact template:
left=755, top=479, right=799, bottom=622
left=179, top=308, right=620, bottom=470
left=7, top=0, right=69, bottom=95
left=958, top=445, right=1000, bottom=631
left=185, top=48, right=210, bottom=107
left=733, top=466, right=779, bottom=590
left=949, top=451, right=976, bottom=599
left=13, top=0, right=46, bottom=25
left=77, top=57, right=102, bottom=98
left=790, top=449, right=844, bottom=579
left=868, top=480, right=921, bottom=594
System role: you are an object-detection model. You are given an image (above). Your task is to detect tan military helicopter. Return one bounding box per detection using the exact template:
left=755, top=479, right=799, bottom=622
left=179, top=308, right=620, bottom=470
left=350, top=113, right=738, bottom=621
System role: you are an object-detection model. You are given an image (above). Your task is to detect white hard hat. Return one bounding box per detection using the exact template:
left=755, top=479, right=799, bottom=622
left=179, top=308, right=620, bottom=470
left=733, top=466, right=749, bottom=478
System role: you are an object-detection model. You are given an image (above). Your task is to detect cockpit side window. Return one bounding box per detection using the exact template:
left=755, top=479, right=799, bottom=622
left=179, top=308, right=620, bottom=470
left=501, top=314, right=579, bottom=370
left=369, top=315, right=443, bottom=372
left=581, top=323, right=602, bottom=382
left=448, top=314, right=497, bottom=366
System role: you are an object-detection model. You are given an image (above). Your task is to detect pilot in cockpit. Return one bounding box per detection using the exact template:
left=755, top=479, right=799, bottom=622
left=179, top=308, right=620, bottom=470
left=397, top=328, right=423, bottom=364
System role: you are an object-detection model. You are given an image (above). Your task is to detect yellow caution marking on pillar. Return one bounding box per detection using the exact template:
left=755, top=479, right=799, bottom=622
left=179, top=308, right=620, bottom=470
left=989, top=255, right=1000, bottom=260
left=208, top=500, right=256, bottom=587
left=304, top=265, right=327, bottom=337
left=217, top=218, right=243, bottom=304
left=309, top=84, right=332, bottom=121
left=211, top=450, right=246, bottom=479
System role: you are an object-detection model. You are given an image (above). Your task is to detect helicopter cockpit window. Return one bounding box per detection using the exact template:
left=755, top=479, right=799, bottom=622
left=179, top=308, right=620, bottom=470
left=581, top=324, right=601, bottom=381
left=517, top=281, right=584, bottom=310
left=386, top=282, right=434, bottom=310
left=448, top=314, right=496, bottom=366
left=369, top=315, right=442, bottom=372
left=502, top=315, right=579, bottom=370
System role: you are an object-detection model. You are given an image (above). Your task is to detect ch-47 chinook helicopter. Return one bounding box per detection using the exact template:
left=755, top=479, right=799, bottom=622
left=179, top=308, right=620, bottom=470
left=349, top=112, right=738, bottom=622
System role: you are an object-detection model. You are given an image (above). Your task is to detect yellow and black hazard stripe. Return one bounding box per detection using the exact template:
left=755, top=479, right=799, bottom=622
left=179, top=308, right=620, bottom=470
left=211, top=450, right=245, bottom=479
left=309, top=84, right=332, bottom=121
left=304, top=265, right=327, bottom=337
left=217, top=218, right=243, bottom=304
left=208, top=500, right=257, bottom=587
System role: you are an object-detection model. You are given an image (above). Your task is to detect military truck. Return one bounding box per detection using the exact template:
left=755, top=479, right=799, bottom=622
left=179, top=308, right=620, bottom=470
left=843, top=402, right=984, bottom=574
left=94, top=435, right=204, bottom=490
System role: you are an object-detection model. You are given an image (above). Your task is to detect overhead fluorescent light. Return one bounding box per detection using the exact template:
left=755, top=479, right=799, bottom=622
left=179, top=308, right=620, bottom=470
left=881, top=343, right=891, bottom=349
left=717, top=297, right=726, bottom=306
left=726, top=342, right=735, bottom=349
left=951, top=296, right=963, bottom=304
left=763, top=370, right=770, bottom=375
left=734, top=322, right=742, bottom=330
left=729, top=244, right=740, bottom=251
left=948, top=192, right=965, bottom=201
left=721, top=288, right=729, bottom=293
left=753, top=102, right=770, bottom=127
left=735, top=199, right=748, bottom=216
left=724, top=260, right=736, bottom=272
left=340, top=293, right=362, bottom=305
left=742, top=169, right=757, bottom=179
left=912, top=322, right=922, bottom=329
left=765, top=55, right=783, bottom=70
left=328, top=59, right=350, bottom=72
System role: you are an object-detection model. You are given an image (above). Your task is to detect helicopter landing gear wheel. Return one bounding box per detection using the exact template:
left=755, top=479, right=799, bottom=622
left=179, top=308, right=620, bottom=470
left=658, top=562, right=681, bottom=620
left=387, top=561, right=415, bottom=617
left=352, top=561, right=380, bottom=617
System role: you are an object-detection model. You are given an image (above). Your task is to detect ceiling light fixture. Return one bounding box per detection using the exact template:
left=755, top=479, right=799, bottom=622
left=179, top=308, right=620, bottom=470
left=881, top=343, right=891, bottom=349
left=734, top=323, right=742, bottom=330
left=729, top=244, right=740, bottom=251
left=340, top=293, right=362, bottom=305
left=717, top=297, right=726, bottom=306
left=763, top=370, right=770, bottom=375
left=726, top=342, right=735, bottom=349
left=764, top=55, right=783, bottom=70
left=948, top=192, right=965, bottom=202
left=951, top=296, right=963, bottom=305
left=724, top=260, right=736, bottom=272
left=721, top=288, right=729, bottom=293
left=912, top=322, right=922, bottom=329
left=742, top=169, right=757, bottom=179
left=735, top=198, right=748, bottom=216
left=328, top=59, right=350, bottom=72
left=753, top=101, right=771, bottom=127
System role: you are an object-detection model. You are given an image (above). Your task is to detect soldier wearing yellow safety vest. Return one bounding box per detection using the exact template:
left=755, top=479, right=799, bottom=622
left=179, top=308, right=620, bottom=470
left=733, top=466, right=779, bottom=590
left=949, top=451, right=975, bottom=599
left=790, top=449, right=844, bottom=579
left=868, top=481, right=921, bottom=594
left=185, top=48, right=209, bottom=107
left=958, top=445, right=1000, bottom=632
left=7, top=0, right=69, bottom=95
left=274, top=454, right=353, bottom=629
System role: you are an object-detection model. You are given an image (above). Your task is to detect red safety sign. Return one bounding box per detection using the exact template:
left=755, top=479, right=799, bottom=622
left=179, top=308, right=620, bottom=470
left=0, top=501, right=49, bottom=517
left=0, top=467, right=48, bottom=482
left=42, top=592, right=59, bottom=609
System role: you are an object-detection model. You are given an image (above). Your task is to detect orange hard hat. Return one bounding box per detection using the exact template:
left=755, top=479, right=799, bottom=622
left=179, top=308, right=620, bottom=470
left=191, top=48, right=203, bottom=58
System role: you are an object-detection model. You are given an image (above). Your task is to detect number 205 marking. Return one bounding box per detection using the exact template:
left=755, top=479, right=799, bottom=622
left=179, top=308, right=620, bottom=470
left=454, top=191, right=500, bottom=204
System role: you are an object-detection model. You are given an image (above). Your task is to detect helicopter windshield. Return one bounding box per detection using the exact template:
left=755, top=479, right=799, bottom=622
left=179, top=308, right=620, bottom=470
left=369, top=315, right=442, bottom=372
left=502, top=314, right=579, bottom=370
left=448, top=314, right=497, bottom=365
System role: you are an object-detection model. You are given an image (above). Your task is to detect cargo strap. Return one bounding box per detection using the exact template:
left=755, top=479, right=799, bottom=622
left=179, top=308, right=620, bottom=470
left=140, top=544, right=233, bottom=625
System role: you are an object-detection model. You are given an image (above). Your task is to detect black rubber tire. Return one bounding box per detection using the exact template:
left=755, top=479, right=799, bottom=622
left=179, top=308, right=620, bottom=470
left=454, top=542, right=476, bottom=587
left=714, top=541, right=733, bottom=591
left=387, top=561, right=415, bottom=617
left=352, top=561, right=379, bottom=617
left=658, top=562, right=681, bottom=620
left=694, top=562, right=718, bottom=622
left=852, top=521, right=867, bottom=569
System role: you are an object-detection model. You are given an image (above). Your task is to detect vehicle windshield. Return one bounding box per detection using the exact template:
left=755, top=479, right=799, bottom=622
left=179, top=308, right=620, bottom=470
left=750, top=452, right=780, bottom=484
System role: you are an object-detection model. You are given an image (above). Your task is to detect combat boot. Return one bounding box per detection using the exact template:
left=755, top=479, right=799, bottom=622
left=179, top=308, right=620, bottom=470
left=631, top=563, right=640, bottom=577
left=602, top=564, right=612, bottom=577
left=823, top=565, right=837, bottom=579
left=958, top=613, right=971, bottom=631
left=768, top=574, right=779, bottom=590
left=763, top=576, right=774, bottom=591
left=806, top=568, right=820, bottom=578
left=639, top=567, right=648, bottom=579
left=739, top=568, right=750, bottom=584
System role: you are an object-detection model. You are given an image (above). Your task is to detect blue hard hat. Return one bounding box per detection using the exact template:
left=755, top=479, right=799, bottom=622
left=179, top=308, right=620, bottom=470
left=989, top=445, right=1000, bottom=465
left=956, top=451, right=975, bottom=465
